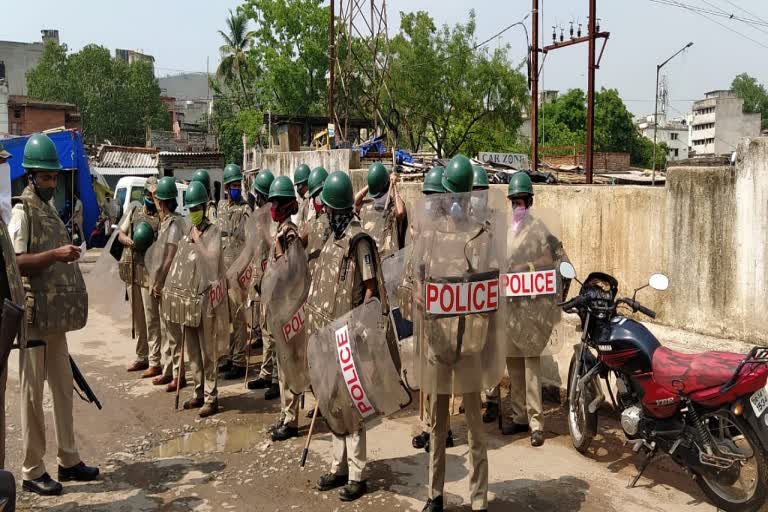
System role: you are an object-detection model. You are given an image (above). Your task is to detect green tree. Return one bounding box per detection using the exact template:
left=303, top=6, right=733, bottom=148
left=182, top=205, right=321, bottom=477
left=27, top=41, right=169, bottom=145
left=389, top=10, right=528, bottom=157
left=731, top=73, right=768, bottom=129
left=217, top=9, right=255, bottom=107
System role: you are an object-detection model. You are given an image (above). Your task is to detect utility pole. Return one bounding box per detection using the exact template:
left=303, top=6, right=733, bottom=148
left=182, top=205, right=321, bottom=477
left=328, top=0, right=336, bottom=145
left=585, top=0, right=596, bottom=184
left=543, top=1, right=609, bottom=184
left=531, top=0, right=539, bottom=175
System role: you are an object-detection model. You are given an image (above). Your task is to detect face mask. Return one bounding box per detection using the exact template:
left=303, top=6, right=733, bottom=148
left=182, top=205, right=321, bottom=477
left=312, top=196, right=324, bottom=214
left=144, top=197, right=157, bottom=213
left=229, top=188, right=242, bottom=203
left=270, top=200, right=298, bottom=223
left=512, top=206, right=529, bottom=223
left=0, top=163, right=11, bottom=224
left=32, top=175, right=55, bottom=202
left=328, top=209, right=354, bottom=240
left=372, top=192, right=388, bottom=211
left=189, top=209, right=204, bottom=226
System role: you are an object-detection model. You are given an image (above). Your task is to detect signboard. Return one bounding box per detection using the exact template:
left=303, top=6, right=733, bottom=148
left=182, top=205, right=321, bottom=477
left=335, top=324, right=375, bottom=417
left=424, top=278, right=500, bottom=316
left=479, top=152, right=530, bottom=170
left=328, top=123, right=336, bottom=138
left=501, top=270, right=557, bottom=297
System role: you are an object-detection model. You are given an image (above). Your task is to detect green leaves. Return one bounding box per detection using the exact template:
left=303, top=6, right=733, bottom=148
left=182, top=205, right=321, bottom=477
left=26, top=41, right=169, bottom=145
left=731, top=73, right=768, bottom=130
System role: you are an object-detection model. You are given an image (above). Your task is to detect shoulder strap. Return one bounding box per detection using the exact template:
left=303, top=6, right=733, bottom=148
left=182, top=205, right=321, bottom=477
left=345, top=231, right=390, bottom=315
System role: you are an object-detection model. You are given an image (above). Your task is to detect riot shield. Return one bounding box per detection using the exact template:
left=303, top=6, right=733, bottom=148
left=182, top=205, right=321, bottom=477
left=144, top=215, right=190, bottom=290
left=225, top=204, right=273, bottom=305
left=501, top=208, right=567, bottom=357
left=410, top=191, right=506, bottom=397
left=307, top=298, right=411, bottom=436
left=382, top=248, right=416, bottom=388
left=261, top=231, right=311, bottom=394
left=84, top=229, right=131, bottom=321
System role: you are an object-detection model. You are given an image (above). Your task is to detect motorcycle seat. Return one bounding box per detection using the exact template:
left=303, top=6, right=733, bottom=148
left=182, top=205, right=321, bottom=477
left=652, top=346, right=745, bottom=393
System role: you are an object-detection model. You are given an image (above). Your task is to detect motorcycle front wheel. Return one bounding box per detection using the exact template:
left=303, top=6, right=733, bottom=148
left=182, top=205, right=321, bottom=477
left=695, top=410, right=768, bottom=512
left=566, top=350, right=597, bottom=454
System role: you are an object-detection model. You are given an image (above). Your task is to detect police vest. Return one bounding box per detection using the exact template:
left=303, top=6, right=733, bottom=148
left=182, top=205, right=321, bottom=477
left=217, top=201, right=249, bottom=269
left=16, top=186, right=87, bottom=333
left=358, top=199, right=400, bottom=259
left=305, top=214, right=330, bottom=276
left=119, top=204, right=160, bottom=287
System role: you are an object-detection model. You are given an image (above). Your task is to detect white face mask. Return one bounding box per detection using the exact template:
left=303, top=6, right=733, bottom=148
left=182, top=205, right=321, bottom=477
left=0, top=163, right=11, bottom=225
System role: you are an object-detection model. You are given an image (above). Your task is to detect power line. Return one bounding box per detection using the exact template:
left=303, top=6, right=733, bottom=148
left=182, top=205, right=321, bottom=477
left=718, top=0, right=768, bottom=26
left=648, top=0, right=768, bottom=27
left=699, top=0, right=768, bottom=37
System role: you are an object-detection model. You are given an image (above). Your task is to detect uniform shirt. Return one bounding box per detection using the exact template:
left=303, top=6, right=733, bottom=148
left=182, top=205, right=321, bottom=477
left=9, top=202, right=45, bottom=254
left=350, top=237, right=375, bottom=308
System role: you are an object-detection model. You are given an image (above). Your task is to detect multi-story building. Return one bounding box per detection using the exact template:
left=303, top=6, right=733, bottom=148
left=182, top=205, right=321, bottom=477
left=636, top=113, right=689, bottom=161
left=0, top=29, right=59, bottom=96
left=115, top=49, right=155, bottom=75
left=690, top=90, right=761, bottom=156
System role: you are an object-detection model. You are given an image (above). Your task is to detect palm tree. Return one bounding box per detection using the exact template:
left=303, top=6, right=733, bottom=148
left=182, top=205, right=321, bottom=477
left=217, top=9, right=255, bottom=106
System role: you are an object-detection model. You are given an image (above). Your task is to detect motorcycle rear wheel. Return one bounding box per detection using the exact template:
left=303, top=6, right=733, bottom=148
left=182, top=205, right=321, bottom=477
left=567, top=351, right=597, bottom=454
left=695, top=411, right=767, bottom=512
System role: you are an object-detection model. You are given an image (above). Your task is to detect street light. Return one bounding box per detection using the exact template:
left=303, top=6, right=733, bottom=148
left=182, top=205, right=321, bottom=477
left=652, top=41, right=693, bottom=186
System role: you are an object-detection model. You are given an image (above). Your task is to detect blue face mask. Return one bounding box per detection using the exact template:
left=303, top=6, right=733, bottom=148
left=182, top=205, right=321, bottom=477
left=144, top=197, right=157, bottom=212
left=229, top=188, right=242, bottom=203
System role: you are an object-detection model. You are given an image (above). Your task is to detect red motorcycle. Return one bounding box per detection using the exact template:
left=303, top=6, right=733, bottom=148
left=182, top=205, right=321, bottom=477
left=559, top=262, right=768, bottom=511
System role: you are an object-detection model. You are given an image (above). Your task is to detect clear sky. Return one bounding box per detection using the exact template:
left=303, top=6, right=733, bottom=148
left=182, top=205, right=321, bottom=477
left=2, top=0, right=767, bottom=117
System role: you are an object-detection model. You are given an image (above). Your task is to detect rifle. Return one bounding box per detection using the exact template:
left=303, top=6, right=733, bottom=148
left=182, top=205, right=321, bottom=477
left=70, top=356, right=102, bottom=410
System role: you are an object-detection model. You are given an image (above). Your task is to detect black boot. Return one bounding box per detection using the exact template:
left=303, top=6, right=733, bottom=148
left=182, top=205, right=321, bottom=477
left=412, top=431, right=430, bottom=449
left=22, top=473, right=62, bottom=496
left=339, top=480, right=367, bottom=501
left=317, top=472, right=348, bottom=491
left=271, top=424, right=299, bottom=442
left=223, top=365, right=246, bottom=380
left=531, top=430, right=545, bottom=447
left=422, top=496, right=444, bottom=512
left=58, top=462, right=99, bottom=482
left=482, top=401, right=499, bottom=424
left=501, top=421, right=530, bottom=436
left=446, top=429, right=454, bottom=448
left=218, top=359, right=233, bottom=374
left=264, top=382, right=280, bottom=400
left=247, top=377, right=270, bottom=390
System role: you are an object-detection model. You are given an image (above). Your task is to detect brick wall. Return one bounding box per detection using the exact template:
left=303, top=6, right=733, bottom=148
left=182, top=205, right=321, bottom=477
left=542, top=152, right=630, bottom=171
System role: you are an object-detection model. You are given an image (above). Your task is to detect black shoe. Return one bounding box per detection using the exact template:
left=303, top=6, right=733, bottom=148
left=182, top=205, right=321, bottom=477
left=247, top=377, right=270, bottom=390
left=264, top=383, right=280, bottom=400
left=412, top=431, right=430, bottom=449
left=23, top=473, right=62, bottom=496
left=482, top=402, right=499, bottom=424
left=58, top=462, right=99, bottom=482
left=339, top=480, right=367, bottom=501
left=218, top=359, right=233, bottom=373
left=317, top=472, right=348, bottom=491
left=223, top=365, right=246, bottom=380
left=271, top=424, right=299, bottom=442
left=422, top=496, right=444, bottom=512
left=501, top=422, right=530, bottom=436
left=531, top=430, right=545, bottom=447
left=446, top=429, right=454, bottom=448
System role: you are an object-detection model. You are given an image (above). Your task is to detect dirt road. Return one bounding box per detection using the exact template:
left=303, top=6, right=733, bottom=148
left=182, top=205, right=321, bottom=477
left=3, top=302, right=720, bottom=511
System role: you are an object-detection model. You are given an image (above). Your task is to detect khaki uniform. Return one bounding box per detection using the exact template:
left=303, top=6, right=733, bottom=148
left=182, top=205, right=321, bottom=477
left=118, top=204, right=161, bottom=367
left=305, top=213, right=330, bottom=277
left=156, top=212, right=184, bottom=379
left=11, top=186, right=88, bottom=480
left=305, top=219, right=378, bottom=482
left=205, top=200, right=217, bottom=222
left=358, top=199, right=401, bottom=259
left=487, top=216, right=565, bottom=432
left=296, top=196, right=311, bottom=230
left=162, top=219, right=229, bottom=404
left=216, top=200, right=250, bottom=368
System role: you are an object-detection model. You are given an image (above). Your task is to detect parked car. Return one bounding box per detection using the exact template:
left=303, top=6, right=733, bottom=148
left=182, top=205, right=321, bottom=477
left=113, top=176, right=189, bottom=224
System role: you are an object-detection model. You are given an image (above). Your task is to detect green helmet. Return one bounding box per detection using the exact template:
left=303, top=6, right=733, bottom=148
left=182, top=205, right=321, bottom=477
left=22, top=133, right=62, bottom=171
left=472, top=165, right=489, bottom=190
left=191, top=169, right=211, bottom=192
left=132, top=221, right=154, bottom=253
left=367, top=162, right=389, bottom=198
left=223, top=163, right=243, bottom=185
left=442, top=155, right=474, bottom=194
left=294, top=164, right=311, bottom=186
left=155, top=177, right=178, bottom=201
left=422, top=167, right=445, bottom=194
left=321, top=171, right=354, bottom=210
left=307, top=167, right=329, bottom=198
left=252, top=169, right=275, bottom=197
left=185, top=180, right=209, bottom=208
left=268, top=175, right=296, bottom=201
left=507, top=171, right=534, bottom=197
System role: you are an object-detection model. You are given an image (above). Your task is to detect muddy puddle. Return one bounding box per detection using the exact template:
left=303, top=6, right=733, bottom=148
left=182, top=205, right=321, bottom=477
left=151, top=424, right=264, bottom=458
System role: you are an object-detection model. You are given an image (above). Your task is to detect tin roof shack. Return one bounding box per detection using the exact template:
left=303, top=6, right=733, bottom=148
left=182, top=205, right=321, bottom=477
left=7, top=95, right=81, bottom=135
left=92, top=145, right=159, bottom=190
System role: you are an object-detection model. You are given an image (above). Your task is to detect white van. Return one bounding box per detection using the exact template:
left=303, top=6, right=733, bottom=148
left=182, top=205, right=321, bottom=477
left=113, top=176, right=189, bottom=220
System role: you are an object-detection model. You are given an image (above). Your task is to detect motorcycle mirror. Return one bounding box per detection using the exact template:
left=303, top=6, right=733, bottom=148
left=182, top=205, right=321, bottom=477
left=649, top=273, right=669, bottom=291
left=559, top=261, right=577, bottom=280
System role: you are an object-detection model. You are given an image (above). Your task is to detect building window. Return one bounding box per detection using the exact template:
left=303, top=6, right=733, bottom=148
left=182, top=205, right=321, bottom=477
left=13, top=110, right=21, bottom=119
left=671, top=132, right=678, bottom=140
left=674, top=149, right=679, bottom=157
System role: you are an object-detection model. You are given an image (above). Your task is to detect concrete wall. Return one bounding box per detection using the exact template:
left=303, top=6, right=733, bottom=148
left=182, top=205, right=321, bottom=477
left=250, top=149, right=360, bottom=181
left=714, top=98, right=762, bottom=156
left=0, top=40, right=44, bottom=96
left=542, top=152, right=630, bottom=171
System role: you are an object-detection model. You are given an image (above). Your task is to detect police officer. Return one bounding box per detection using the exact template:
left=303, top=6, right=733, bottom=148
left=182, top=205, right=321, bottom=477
left=246, top=170, right=280, bottom=400
left=191, top=169, right=218, bottom=221
left=164, top=181, right=228, bottom=417
left=300, top=166, right=330, bottom=276
left=307, top=171, right=383, bottom=502
left=293, top=164, right=312, bottom=229
left=263, top=176, right=305, bottom=441
left=150, top=177, right=186, bottom=392
left=354, top=162, right=406, bottom=259
left=11, top=133, right=98, bottom=495
left=216, top=164, right=250, bottom=380
left=119, top=177, right=162, bottom=377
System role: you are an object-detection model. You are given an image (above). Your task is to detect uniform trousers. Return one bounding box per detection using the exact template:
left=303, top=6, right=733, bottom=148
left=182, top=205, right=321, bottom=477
left=131, top=283, right=148, bottom=363
left=486, top=356, right=543, bottom=431
left=228, top=296, right=248, bottom=368
left=161, top=314, right=182, bottom=380
left=184, top=324, right=218, bottom=404
left=140, top=287, right=162, bottom=368
left=331, top=428, right=367, bottom=482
